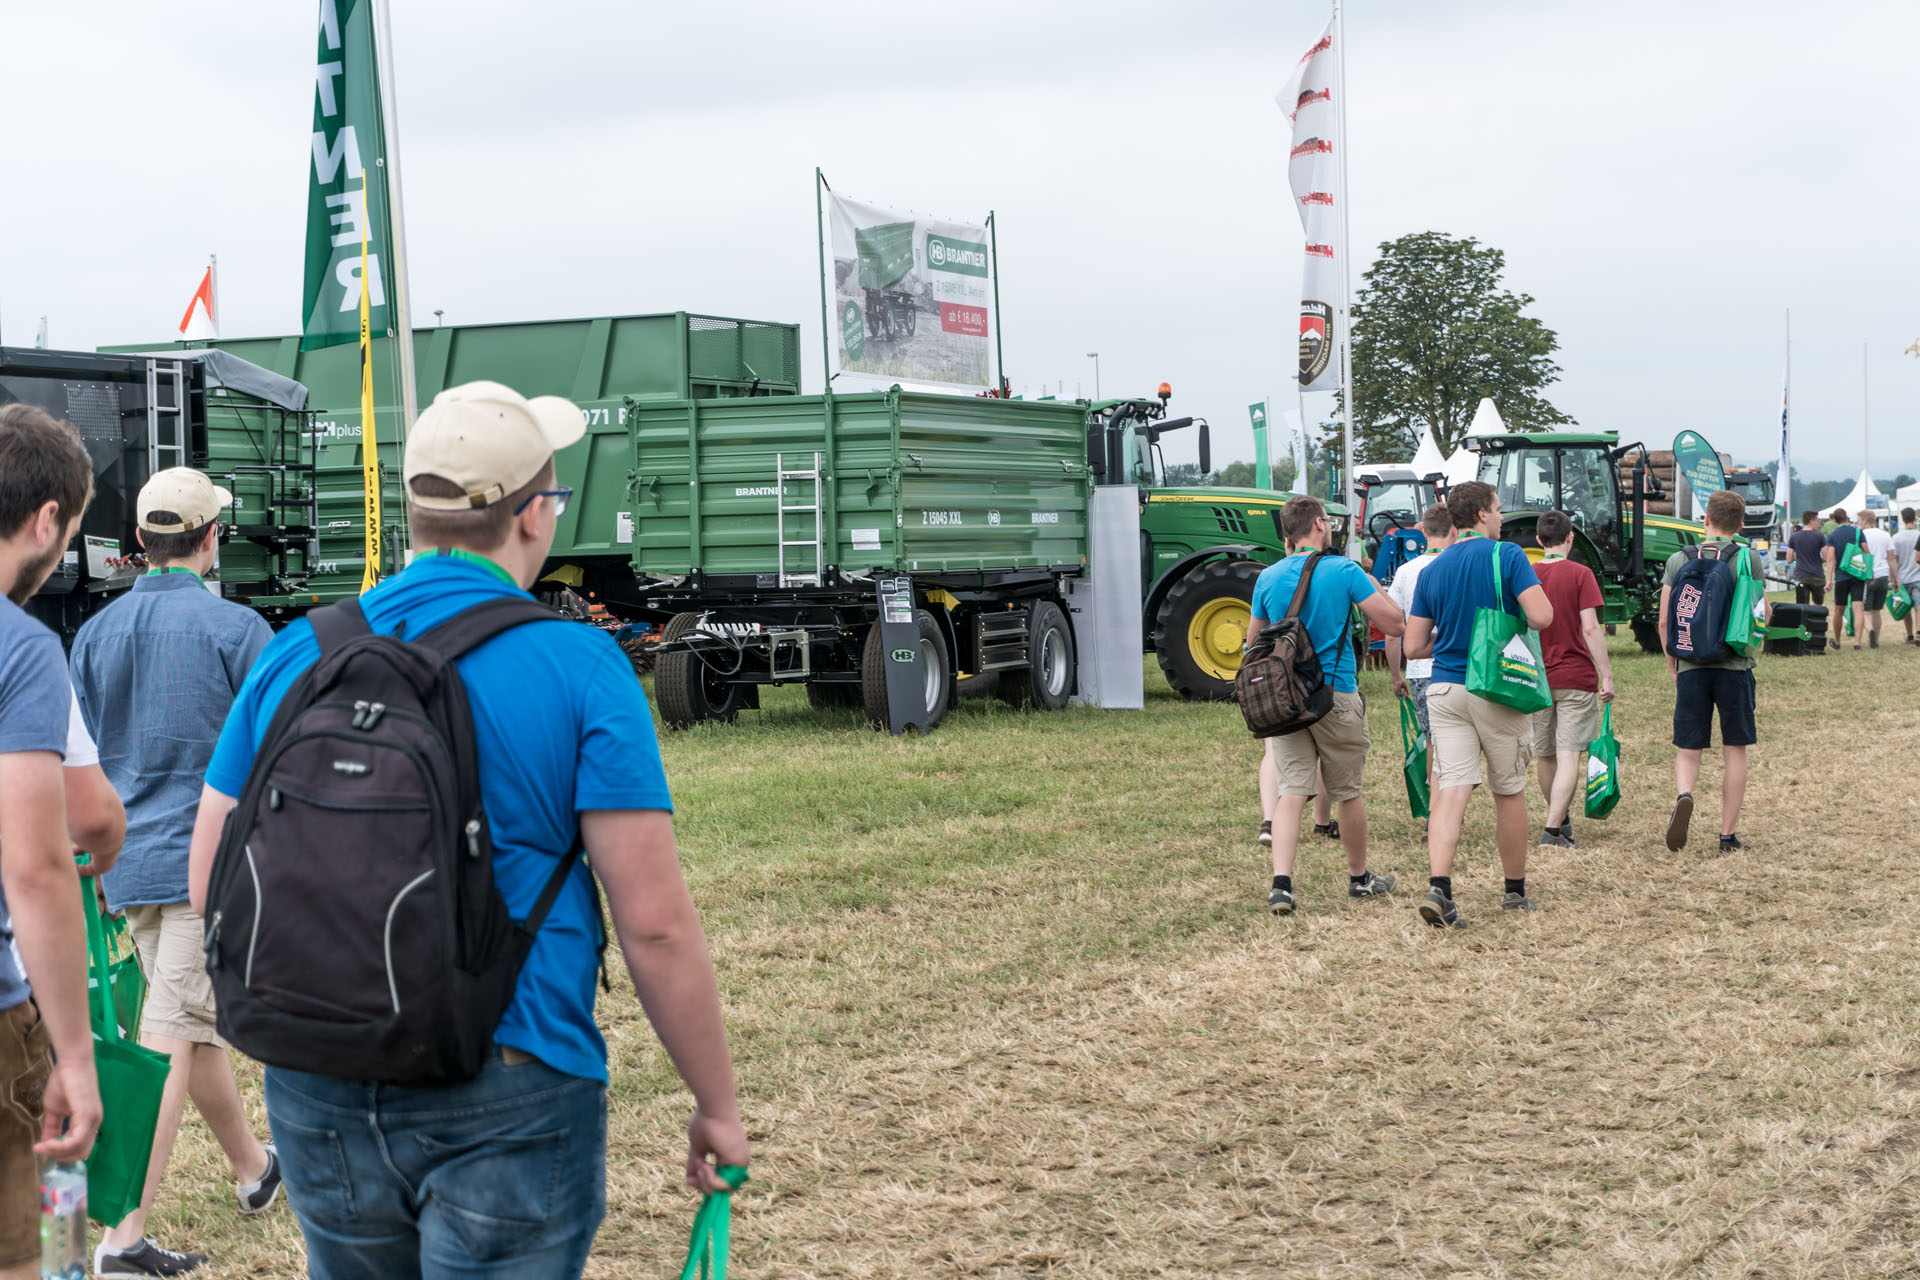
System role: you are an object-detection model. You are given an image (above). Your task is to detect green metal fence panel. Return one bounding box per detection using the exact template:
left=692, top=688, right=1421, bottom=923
left=628, top=391, right=1090, bottom=579
left=854, top=222, right=916, bottom=290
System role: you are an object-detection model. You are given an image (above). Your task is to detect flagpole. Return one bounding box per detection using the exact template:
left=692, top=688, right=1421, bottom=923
left=371, top=0, right=415, bottom=559
left=1779, top=307, right=1790, bottom=531
left=1334, top=0, right=1358, bottom=556
left=209, top=255, right=220, bottom=338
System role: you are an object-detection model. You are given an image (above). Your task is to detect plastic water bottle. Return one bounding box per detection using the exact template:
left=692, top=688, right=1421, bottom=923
left=39, top=1160, right=87, bottom=1280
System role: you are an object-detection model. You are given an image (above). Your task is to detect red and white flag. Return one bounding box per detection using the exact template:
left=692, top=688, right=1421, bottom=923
left=178, top=263, right=218, bottom=339
left=1276, top=18, right=1339, bottom=391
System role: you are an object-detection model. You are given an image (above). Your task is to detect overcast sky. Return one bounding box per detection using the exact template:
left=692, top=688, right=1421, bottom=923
left=2, top=0, right=1915, bottom=480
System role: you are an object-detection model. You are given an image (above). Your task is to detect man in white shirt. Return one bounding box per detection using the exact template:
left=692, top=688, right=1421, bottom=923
left=1385, top=503, right=1453, bottom=838
left=1859, top=509, right=1896, bottom=649
left=1891, top=508, right=1920, bottom=646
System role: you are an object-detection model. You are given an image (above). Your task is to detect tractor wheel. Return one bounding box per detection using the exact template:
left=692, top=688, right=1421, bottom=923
left=997, top=600, right=1076, bottom=710
left=654, top=613, right=749, bottom=729
left=1153, top=559, right=1263, bottom=701
left=1630, top=615, right=1663, bottom=654
left=861, top=609, right=951, bottom=732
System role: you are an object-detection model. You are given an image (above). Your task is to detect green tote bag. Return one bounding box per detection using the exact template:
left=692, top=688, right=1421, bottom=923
left=1889, top=583, right=1913, bottom=621
left=1724, top=543, right=1767, bottom=656
left=1464, top=539, right=1552, bottom=714
left=1839, top=528, right=1875, bottom=581
left=1584, top=703, right=1622, bottom=820
left=1399, top=696, right=1430, bottom=820
left=80, top=875, right=170, bottom=1228
left=679, top=1165, right=749, bottom=1280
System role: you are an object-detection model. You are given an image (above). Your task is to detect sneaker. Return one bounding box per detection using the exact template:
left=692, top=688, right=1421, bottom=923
left=1348, top=870, right=1397, bottom=898
left=1418, top=886, right=1465, bottom=928
left=1313, top=821, right=1341, bottom=840
left=1268, top=885, right=1296, bottom=915
left=1828, top=636, right=1839, bottom=650
left=1870, top=633, right=1879, bottom=649
left=1665, top=793, right=1694, bottom=852
left=237, top=1144, right=281, bottom=1214
left=1559, top=821, right=1576, bottom=845
left=1502, top=892, right=1539, bottom=912
left=1257, top=820, right=1273, bottom=847
left=1539, top=826, right=1572, bottom=848
left=94, top=1238, right=208, bottom=1276
left=1719, top=833, right=1746, bottom=853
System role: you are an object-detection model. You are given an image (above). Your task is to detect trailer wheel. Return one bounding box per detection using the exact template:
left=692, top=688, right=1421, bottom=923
left=998, top=600, right=1076, bottom=710
left=861, top=609, right=950, bottom=732
left=655, top=613, right=748, bottom=729
left=1154, top=559, right=1263, bottom=701
left=1630, top=615, right=1664, bottom=654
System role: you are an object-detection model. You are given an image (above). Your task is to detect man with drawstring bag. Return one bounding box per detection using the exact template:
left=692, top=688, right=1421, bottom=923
left=1658, top=489, right=1769, bottom=853
left=1527, top=510, right=1614, bottom=850
left=187, top=381, right=747, bottom=1279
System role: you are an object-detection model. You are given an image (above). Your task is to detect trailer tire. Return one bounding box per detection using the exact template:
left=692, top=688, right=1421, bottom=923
left=862, top=609, right=950, bottom=732
left=998, top=600, right=1075, bottom=710
left=1630, top=615, right=1664, bottom=654
left=1154, top=559, right=1263, bottom=701
left=655, top=613, right=748, bottom=729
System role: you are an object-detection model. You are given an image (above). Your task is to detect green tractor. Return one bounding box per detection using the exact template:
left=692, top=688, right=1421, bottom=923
left=1459, top=430, right=1702, bottom=652
left=1085, top=388, right=1352, bottom=700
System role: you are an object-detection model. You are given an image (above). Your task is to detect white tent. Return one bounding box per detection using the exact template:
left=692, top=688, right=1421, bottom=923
left=1465, top=396, right=1507, bottom=437
left=1410, top=427, right=1448, bottom=479
left=1828, top=469, right=1890, bottom=522
left=1895, top=482, right=1920, bottom=511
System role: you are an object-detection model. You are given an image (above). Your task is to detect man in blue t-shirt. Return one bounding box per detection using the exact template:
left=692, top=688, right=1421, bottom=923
left=187, top=382, right=747, bottom=1278
left=1405, top=481, right=1554, bottom=928
left=1246, top=496, right=1407, bottom=916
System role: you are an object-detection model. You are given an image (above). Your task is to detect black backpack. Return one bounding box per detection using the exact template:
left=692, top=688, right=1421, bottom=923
left=1664, top=541, right=1739, bottom=664
left=1235, top=552, right=1334, bottom=738
left=202, top=595, right=578, bottom=1086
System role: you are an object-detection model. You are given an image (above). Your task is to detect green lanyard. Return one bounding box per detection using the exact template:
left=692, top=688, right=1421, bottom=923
left=1539, top=554, right=1565, bottom=563
left=431, top=548, right=518, bottom=588
left=145, top=565, right=205, bottom=587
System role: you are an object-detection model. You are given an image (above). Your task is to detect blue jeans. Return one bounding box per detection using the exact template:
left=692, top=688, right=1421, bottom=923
left=264, top=1049, right=607, bottom=1280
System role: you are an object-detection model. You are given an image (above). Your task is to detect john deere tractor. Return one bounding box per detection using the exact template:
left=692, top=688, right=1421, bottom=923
left=1086, top=388, right=1352, bottom=700
left=1459, top=430, right=1699, bottom=652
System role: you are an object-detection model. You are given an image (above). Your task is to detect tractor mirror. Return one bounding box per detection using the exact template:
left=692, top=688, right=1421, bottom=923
left=1197, top=422, right=1211, bottom=476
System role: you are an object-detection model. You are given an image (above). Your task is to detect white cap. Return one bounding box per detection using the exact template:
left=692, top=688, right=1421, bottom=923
left=137, top=467, right=232, bottom=533
left=403, top=381, right=586, bottom=511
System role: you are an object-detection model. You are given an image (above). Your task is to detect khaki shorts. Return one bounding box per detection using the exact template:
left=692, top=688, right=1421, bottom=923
left=1531, top=688, right=1600, bottom=758
left=1267, top=690, right=1370, bottom=802
left=126, top=901, right=224, bottom=1047
left=1428, top=682, right=1532, bottom=795
left=0, top=999, right=53, bottom=1268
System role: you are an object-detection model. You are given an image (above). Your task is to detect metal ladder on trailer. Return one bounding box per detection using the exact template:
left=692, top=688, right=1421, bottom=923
left=775, top=451, right=824, bottom=588
left=145, top=359, right=189, bottom=478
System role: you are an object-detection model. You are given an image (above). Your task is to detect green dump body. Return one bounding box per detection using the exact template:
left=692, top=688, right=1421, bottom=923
left=627, top=390, right=1092, bottom=579
left=854, top=221, right=916, bottom=290
left=109, top=313, right=800, bottom=606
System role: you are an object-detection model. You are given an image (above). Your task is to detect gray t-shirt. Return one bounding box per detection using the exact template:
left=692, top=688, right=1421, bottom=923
left=0, top=596, right=72, bottom=1011
left=1892, top=528, right=1920, bottom=587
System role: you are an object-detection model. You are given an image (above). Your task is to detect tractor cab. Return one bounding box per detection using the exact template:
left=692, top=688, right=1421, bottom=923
left=1354, top=466, right=1441, bottom=582
left=1087, top=383, right=1212, bottom=490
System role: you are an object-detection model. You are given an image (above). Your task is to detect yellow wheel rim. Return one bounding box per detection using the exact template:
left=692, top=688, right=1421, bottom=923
left=1188, top=596, right=1250, bottom=682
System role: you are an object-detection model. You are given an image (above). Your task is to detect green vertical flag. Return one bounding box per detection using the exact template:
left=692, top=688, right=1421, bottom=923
left=302, top=0, right=393, bottom=351
left=1249, top=402, right=1270, bottom=490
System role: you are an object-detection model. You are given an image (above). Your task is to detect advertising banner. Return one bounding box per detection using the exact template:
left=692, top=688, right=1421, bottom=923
left=1275, top=18, right=1341, bottom=391
left=1672, top=430, right=1728, bottom=508
left=303, top=0, right=393, bottom=352
left=1249, top=401, right=1270, bottom=489
left=827, top=192, right=993, bottom=389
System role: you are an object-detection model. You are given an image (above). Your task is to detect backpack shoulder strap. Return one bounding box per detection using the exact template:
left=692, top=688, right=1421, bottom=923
left=1283, top=552, right=1326, bottom=621
left=1682, top=545, right=1700, bottom=562
left=308, top=598, right=371, bottom=657
left=414, top=597, right=558, bottom=661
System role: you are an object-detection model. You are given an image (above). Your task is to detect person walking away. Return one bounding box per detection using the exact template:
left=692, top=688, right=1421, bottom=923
left=1658, top=490, right=1768, bottom=853
left=1247, top=496, right=1406, bottom=915
left=0, top=405, right=102, bottom=1280
left=1857, top=510, right=1894, bottom=649
left=61, top=682, right=127, bottom=873
left=188, top=382, right=748, bottom=1278
left=1893, top=508, right=1920, bottom=645
left=1527, top=511, right=1615, bottom=848
left=1386, top=503, right=1455, bottom=842
left=1823, top=509, right=1867, bottom=649
left=1403, top=481, right=1555, bottom=927
left=1787, top=511, right=1827, bottom=605
left=69, top=468, right=280, bottom=1276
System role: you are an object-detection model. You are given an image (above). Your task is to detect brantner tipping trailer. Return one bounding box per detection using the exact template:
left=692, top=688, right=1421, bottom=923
left=625, top=389, right=1094, bottom=734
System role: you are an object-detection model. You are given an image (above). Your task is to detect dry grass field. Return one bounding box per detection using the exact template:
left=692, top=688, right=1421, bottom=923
left=157, top=629, right=1920, bottom=1278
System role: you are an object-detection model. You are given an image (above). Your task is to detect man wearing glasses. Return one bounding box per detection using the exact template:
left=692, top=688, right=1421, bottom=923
left=189, top=382, right=747, bottom=1277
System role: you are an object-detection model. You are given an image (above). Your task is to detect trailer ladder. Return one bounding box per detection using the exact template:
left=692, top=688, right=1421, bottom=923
left=146, top=359, right=189, bottom=478
left=775, top=451, right=824, bottom=587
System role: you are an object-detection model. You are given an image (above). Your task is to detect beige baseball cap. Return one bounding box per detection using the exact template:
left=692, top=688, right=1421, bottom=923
left=404, top=381, right=586, bottom=511
left=137, top=467, right=232, bottom=533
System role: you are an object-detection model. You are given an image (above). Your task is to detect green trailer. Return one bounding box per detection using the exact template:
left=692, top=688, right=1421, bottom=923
left=620, top=389, right=1093, bottom=733
left=854, top=221, right=916, bottom=289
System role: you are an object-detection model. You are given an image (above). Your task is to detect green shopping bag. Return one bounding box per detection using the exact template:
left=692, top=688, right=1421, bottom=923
left=1583, top=703, right=1621, bottom=820
left=1889, top=583, right=1913, bottom=621
left=679, top=1165, right=748, bottom=1280
left=1399, top=696, right=1430, bottom=820
left=1839, top=528, right=1874, bottom=580
left=1725, top=543, right=1767, bottom=656
left=1464, top=539, right=1551, bottom=713
left=80, top=872, right=169, bottom=1228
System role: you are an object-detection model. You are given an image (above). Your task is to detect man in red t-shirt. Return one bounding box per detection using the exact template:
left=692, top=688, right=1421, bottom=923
left=1529, top=510, right=1615, bottom=847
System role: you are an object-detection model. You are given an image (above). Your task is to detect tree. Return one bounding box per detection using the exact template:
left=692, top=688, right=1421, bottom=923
left=1162, top=462, right=1209, bottom=487
left=1215, top=461, right=1257, bottom=488
left=1341, top=231, right=1574, bottom=459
